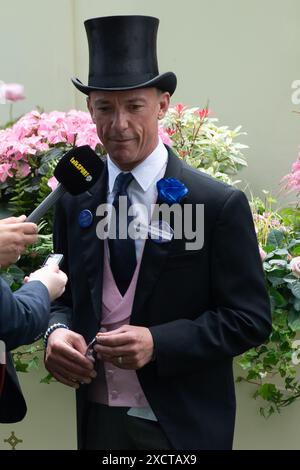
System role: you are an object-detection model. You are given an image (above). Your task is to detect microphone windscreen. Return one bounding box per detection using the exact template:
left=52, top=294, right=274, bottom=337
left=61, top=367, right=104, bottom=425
left=54, top=145, right=104, bottom=195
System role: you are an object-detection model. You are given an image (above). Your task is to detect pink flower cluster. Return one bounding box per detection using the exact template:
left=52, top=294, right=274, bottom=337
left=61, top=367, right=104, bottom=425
left=282, top=152, right=300, bottom=194
left=0, top=110, right=100, bottom=183
left=0, top=109, right=173, bottom=184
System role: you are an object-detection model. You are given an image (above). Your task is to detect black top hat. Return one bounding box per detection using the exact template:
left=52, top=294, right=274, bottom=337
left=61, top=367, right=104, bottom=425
left=71, top=15, right=177, bottom=96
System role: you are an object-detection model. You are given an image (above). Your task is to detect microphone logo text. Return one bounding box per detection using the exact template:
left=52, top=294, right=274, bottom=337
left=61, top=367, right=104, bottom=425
left=70, top=156, right=91, bottom=181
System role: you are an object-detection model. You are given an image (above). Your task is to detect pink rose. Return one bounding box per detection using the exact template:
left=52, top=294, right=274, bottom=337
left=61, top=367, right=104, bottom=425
left=2, top=83, right=25, bottom=102
left=259, top=246, right=267, bottom=261
left=290, top=256, right=300, bottom=278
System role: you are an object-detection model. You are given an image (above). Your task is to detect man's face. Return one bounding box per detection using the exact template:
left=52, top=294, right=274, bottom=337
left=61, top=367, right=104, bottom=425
left=87, top=88, right=170, bottom=170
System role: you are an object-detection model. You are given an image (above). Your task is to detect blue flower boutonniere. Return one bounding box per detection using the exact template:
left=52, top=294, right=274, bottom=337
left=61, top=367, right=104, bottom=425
left=156, top=177, right=189, bottom=204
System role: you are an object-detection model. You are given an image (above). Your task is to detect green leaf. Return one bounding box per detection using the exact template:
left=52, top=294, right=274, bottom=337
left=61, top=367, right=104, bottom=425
left=267, top=274, right=286, bottom=287
left=40, top=147, right=65, bottom=164
left=0, top=272, right=14, bottom=287
left=28, top=356, right=40, bottom=370
left=273, top=249, right=289, bottom=256
left=283, top=274, right=298, bottom=283
left=291, top=282, right=300, bottom=300
left=238, top=357, right=253, bottom=369
left=294, top=299, right=300, bottom=312
left=267, top=230, right=285, bottom=248
left=14, top=359, right=29, bottom=373
left=269, top=287, right=287, bottom=308
left=268, top=259, right=287, bottom=268
left=288, top=309, right=300, bottom=331
left=40, top=373, right=54, bottom=384
left=258, top=383, right=279, bottom=400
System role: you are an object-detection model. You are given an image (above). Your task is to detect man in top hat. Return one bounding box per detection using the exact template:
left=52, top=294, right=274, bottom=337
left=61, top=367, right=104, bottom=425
left=44, top=15, right=271, bottom=450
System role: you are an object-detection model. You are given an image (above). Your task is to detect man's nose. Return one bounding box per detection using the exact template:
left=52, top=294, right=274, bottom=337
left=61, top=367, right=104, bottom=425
left=111, top=111, right=129, bottom=131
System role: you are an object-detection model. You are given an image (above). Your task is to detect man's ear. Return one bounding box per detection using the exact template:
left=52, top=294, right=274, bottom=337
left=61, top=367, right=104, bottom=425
left=87, top=96, right=96, bottom=123
left=158, top=92, right=170, bottom=119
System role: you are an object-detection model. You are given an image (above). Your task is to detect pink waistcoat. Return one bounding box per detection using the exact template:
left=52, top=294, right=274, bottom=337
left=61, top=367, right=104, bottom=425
left=88, top=240, right=150, bottom=407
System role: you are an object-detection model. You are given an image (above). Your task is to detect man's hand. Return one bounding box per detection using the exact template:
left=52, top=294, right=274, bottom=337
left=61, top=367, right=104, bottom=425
left=45, top=328, right=97, bottom=388
left=94, top=325, right=154, bottom=370
left=0, top=215, right=38, bottom=267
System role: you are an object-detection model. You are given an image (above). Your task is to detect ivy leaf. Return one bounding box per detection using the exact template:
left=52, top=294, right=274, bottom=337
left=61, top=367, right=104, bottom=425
left=27, top=356, right=39, bottom=370
left=14, top=359, right=29, bottom=373
left=238, top=356, right=253, bottom=369
left=257, top=383, right=279, bottom=401
left=40, top=373, right=54, bottom=384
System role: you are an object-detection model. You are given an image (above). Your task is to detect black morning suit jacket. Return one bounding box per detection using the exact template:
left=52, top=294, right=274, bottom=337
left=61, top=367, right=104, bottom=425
left=0, top=278, right=50, bottom=423
left=49, top=147, right=272, bottom=450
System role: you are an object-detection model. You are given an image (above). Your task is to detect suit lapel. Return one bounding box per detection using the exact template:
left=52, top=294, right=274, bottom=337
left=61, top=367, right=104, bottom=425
left=131, top=148, right=184, bottom=324
left=79, top=162, right=108, bottom=321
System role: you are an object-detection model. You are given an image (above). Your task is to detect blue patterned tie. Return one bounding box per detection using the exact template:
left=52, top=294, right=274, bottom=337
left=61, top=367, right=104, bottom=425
left=108, top=172, right=137, bottom=295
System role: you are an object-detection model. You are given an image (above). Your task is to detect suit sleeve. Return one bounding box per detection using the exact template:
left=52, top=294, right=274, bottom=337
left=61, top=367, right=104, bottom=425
left=48, top=198, right=73, bottom=328
left=0, top=279, right=50, bottom=352
left=149, top=189, right=272, bottom=377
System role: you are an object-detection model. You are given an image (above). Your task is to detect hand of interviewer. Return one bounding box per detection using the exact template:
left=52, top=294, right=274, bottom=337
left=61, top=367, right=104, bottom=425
left=25, top=265, right=68, bottom=301
left=0, top=215, right=38, bottom=267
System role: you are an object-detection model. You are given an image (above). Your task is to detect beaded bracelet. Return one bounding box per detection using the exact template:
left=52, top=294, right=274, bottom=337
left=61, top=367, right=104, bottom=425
left=43, top=323, right=69, bottom=348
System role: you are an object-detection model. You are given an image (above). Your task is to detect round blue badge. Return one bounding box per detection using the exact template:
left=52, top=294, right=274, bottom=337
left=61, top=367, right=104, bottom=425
left=79, top=209, right=93, bottom=228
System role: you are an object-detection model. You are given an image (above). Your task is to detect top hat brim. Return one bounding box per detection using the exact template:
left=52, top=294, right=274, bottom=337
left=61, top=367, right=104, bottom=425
left=71, top=72, right=177, bottom=96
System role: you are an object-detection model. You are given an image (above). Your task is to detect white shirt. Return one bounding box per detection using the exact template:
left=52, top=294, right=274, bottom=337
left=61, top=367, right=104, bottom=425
left=106, top=137, right=168, bottom=261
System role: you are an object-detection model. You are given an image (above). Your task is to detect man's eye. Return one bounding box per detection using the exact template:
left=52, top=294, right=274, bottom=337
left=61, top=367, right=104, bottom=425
left=129, top=104, right=143, bottom=110
left=97, top=107, right=110, bottom=112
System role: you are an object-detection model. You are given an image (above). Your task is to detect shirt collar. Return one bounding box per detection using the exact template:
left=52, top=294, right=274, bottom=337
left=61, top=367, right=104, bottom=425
left=107, top=138, right=168, bottom=194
